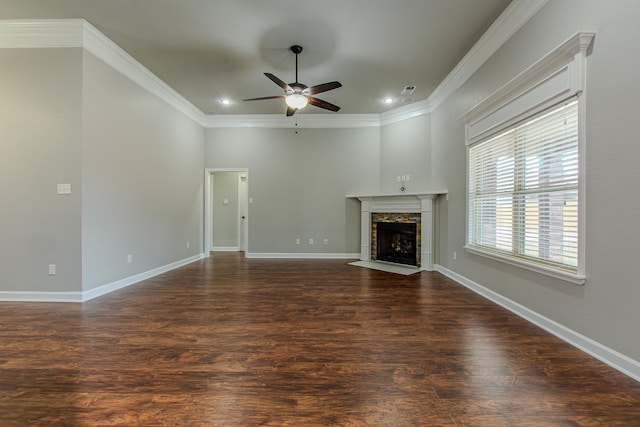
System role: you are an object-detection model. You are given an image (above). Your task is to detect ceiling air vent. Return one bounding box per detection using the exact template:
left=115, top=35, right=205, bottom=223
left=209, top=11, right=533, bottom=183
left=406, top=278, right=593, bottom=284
left=401, top=85, right=416, bottom=95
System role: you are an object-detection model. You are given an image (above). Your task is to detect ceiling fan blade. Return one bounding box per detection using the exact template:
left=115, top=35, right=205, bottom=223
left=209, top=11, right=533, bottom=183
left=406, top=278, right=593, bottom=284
left=307, top=96, right=340, bottom=112
left=286, top=106, right=296, bottom=117
left=243, top=95, right=285, bottom=101
left=264, top=73, right=292, bottom=92
left=307, top=81, right=342, bottom=95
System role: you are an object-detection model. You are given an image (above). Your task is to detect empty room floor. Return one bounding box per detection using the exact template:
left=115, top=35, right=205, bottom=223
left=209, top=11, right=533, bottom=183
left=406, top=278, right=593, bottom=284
left=0, top=252, right=639, bottom=426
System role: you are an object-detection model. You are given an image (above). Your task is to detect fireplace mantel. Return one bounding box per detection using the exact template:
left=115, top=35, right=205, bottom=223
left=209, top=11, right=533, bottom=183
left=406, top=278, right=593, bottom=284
left=346, top=192, right=447, bottom=270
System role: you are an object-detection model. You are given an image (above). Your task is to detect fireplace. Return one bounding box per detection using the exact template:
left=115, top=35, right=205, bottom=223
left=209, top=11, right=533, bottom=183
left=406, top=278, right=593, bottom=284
left=375, top=222, right=417, bottom=266
left=371, top=212, right=421, bottom=267
left=347, top=192, right=445, bottom=271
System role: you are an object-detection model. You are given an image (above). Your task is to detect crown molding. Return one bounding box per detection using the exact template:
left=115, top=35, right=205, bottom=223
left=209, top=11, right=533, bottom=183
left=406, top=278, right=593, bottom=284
left=0, top=19, right=204, bottom=124
left=379, top=98, right=432, bottom=126
left=0, top=19, right=83, bottom=47
left=79, top=20, right=203, bottom=124
left=427, top=0, right=549, bottom=110
left=202, top=113, right=380, bottom=129
left=1, top=1, right=548, bottom=129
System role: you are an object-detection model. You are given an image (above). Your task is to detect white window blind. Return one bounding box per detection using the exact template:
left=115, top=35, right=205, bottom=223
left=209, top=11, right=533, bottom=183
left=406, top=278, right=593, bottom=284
left=468, top=98, right=579, bottom=273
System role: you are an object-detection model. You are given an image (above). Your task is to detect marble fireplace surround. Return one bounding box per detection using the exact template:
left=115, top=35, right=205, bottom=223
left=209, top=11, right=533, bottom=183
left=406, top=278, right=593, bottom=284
left=347, top=192, right=447, bottom=271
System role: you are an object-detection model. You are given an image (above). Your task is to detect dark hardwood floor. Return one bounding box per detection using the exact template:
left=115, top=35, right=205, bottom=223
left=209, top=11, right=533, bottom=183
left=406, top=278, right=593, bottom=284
left=0, top=253, right=638, bottom=426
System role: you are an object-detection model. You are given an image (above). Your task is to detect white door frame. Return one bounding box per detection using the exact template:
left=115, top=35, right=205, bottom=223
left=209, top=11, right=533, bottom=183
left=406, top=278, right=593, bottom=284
left=238, top=174, right=248, bottom=251
left=204, top=168, right=249, bottom=254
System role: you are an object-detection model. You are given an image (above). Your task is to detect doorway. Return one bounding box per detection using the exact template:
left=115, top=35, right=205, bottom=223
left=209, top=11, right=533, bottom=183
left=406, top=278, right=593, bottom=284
left=204, top=168, right=249, bottom=255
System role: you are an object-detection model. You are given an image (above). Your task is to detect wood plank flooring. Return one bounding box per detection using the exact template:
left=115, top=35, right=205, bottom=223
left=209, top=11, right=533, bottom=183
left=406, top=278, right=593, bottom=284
left=0, top=252, right=639, bottom=426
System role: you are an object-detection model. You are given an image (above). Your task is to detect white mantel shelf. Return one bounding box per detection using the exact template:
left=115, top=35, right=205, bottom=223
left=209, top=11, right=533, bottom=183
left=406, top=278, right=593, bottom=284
left=346, top=191, right=447, bottom=199
left=347, top=191, right=447, bottom=271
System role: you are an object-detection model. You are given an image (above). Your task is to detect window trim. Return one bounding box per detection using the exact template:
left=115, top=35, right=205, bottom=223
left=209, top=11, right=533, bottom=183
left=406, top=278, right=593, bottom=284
left=463, top=33, right=594, bottom=285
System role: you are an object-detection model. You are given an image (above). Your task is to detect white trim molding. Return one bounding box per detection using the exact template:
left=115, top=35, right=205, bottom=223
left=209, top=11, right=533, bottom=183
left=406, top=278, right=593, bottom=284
left=246, top=253, right=359, bottom=259
left=0, top=2, right=546, bottom=129
left=202, top=113, right=380, bottom=129
left=463, top=31, right=594, bottom=284
left=464, top=32, right=595, bottom=143
left=0, top=290, right=83, bottom=303
left=435, top=264, right=640, bottom=383
left=347, top=192, right=447, bottom=271
left=80, top=21, right=203, bottom=124
left=429, top=0, right=549, bottom=110
left=82, top=254, right=206, bottom=302
left=0, top=19, right=83, bottom=48
left=379, top=98, right=432, bottom=126
left=0, top=19, right=203, bottom=124
left=0, top=254, right=206, bottom=303
left=212, top=247, right=240, bottom=252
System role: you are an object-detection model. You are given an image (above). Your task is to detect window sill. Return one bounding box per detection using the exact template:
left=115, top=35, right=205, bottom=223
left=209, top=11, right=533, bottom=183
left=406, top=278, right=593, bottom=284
left=464, top=246, right=585, bottom=285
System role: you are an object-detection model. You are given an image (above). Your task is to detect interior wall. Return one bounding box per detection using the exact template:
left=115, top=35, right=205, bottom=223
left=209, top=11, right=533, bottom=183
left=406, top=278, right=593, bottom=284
left=431, top=0, right=640, bottom=361
left=204, top=126, right=380, bottom=254
left=0, top=48, right=83, bottom=293
left=379, top=114, right=431, bottom=193
left=212, top=171, right=241, bottom=249
left=81, top=51, right=204, bottom=291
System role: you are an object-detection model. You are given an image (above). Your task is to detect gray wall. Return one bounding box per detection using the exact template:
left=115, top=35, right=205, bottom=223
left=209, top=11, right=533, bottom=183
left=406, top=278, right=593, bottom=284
left=0, top=48, right=83, bottom=292
left=0, top=46, right=204, bottom=295
left=380, top=114, right=431, bottom=193
left=204, top=127, right=380, bottom=254
left=81, top=51, right=205, bottom=291
left=431, top=0, right=640, bottom=361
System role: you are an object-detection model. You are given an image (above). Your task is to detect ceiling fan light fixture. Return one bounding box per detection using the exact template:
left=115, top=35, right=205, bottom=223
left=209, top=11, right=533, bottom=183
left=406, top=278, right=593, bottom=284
left=285, top=93, right=308, bottom=109
left=244, top=44, right=341, bottom=116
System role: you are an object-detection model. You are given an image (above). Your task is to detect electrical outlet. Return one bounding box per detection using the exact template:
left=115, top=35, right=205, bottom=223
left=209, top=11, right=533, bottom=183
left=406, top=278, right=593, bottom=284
left=323, top=239, right=328, bottom=245
left=453, top=251, right=457, bottom=260
left=127, top=254, right=132, bottom=264
left=309, top=238, right=314, bottom=245
left=56, top=184, right=72, bottom=195
left=186, top=242, right=190, bottom=249
left=296, top=238, right=301, bottom=245
left=48, top=264, right=56, bottom=275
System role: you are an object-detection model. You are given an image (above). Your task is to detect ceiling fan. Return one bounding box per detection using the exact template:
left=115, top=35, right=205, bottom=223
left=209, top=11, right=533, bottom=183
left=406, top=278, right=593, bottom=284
left=243, top=45, right=342, bottom=116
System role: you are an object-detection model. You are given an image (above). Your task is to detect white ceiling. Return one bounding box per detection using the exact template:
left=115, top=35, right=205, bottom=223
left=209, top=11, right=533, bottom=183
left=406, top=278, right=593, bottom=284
left=1, top=0, right=512, bottom=115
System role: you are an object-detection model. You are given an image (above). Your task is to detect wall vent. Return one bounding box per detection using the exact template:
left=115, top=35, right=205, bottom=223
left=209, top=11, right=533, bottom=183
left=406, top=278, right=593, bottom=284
left=401, top=85, right=416, bottom=95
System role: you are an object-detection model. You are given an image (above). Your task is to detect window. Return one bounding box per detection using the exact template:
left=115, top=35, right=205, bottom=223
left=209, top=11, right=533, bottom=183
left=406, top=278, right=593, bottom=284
left=467, top=99, right=581, bottom=279
left=463, top=33, right=593, bottom=284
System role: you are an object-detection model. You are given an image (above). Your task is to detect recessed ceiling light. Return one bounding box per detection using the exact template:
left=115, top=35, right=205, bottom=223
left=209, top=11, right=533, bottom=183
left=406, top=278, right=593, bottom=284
left=383, top=97, right=394, bottom=104
left=220, top=98, right=231, bottom=105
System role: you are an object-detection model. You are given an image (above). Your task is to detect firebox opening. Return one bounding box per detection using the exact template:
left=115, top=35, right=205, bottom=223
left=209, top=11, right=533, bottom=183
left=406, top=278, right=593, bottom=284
left=376, top=222, right=417, bottom=266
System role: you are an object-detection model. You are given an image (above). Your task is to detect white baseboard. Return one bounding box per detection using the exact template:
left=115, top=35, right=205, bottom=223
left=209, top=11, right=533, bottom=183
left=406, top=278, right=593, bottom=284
left=246, top=252, right=360, bottom=259
left=434, top=264, right=640, bottom=382
left=0, top=254, right=206, bottom=303
left=82, top=253, right=206, bottom=302
left=211, top=246, right=240, bottom=252
left=0, top=290, right=83, bottom=303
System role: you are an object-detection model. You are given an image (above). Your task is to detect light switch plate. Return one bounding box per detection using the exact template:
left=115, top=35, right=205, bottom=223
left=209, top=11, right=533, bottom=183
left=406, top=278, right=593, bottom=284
left=57, top=184, right=72, bottom=194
